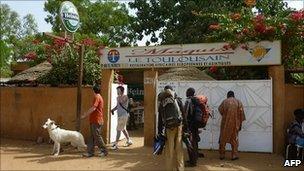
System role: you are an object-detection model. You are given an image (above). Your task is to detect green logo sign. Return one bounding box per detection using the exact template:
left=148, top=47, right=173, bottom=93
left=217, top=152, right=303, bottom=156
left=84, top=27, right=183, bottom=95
left=60, top=1, right=80, bottom=33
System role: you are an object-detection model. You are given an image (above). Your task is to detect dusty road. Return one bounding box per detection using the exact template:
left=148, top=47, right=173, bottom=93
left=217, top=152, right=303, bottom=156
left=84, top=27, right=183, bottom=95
left=1, top=130, right=303, bottom=170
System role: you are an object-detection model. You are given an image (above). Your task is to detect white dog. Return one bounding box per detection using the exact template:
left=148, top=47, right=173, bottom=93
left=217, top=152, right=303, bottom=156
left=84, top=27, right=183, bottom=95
left=42, top=118, right=87, bottom=156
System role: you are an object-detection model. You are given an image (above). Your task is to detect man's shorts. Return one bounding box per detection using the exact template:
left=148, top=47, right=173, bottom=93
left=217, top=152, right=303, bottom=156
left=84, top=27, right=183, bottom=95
left=117, top=115, right=129, bottom=131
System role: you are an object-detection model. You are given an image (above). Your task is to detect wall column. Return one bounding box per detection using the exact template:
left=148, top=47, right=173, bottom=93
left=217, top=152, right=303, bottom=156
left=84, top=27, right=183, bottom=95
left=268, top=65, right=285, bottom=154
left=101, top=69, right=114, bottom=143
left=144, top=69, right=158, bottom=146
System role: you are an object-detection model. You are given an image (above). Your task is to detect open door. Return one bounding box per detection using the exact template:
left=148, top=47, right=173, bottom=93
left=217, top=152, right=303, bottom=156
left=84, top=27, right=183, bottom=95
left=110, top=83, right=128, bottom=143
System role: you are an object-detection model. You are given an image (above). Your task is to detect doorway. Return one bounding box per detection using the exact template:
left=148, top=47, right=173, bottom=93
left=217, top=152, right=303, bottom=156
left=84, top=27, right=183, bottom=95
left=109, top=69, right=145, bottom=145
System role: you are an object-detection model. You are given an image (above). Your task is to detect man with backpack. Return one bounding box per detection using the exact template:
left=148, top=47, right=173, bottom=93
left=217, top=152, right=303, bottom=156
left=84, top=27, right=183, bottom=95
left=184, top=88, right=210, bottom=167
left=157, top=85, right=186, bottom=171
left=218, top=91, right=245, bottom=160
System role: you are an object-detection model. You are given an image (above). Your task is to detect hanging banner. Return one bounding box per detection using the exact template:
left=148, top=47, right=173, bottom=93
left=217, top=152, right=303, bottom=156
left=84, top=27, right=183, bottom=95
left=100, top=41, right=281, bottom=69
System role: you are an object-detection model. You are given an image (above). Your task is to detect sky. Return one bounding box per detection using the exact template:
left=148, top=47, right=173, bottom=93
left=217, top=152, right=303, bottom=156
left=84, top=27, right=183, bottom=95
left=2, top=0, right=304, bottom=46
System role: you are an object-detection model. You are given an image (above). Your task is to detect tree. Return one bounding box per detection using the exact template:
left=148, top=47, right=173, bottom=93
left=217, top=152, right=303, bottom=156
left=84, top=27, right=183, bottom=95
left=0, top=4, right=39, bottom=77
left=44, top=0, right=135, bottom=46
left=205, top=0, right=303, bottom=83
left=130, top=0, right=303, bottom=83
left=129, top=0, right=296, bottom=45
left=0, top=4, right=22, bottom=77
left=129, top=0, right=244, bottom=45
left=37, top=39, right=102, bottom=85
left=0, top=40, right=13, bottom=77
left=0, top=4, right=22, bottom=40
left=22, top=14, right=38, bottom=36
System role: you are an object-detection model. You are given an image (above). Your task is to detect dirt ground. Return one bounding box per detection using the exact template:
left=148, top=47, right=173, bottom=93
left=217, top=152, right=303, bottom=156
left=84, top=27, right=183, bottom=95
left=1, top=130, right=303, bottom=171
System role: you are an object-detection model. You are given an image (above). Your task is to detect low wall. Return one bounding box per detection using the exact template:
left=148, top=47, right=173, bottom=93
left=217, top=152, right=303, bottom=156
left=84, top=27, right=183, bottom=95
left=284, top=84, right=304, bottom=130
left=0, top=87, right=95, bottom=142
left=1, top=84, right=303, bottom=150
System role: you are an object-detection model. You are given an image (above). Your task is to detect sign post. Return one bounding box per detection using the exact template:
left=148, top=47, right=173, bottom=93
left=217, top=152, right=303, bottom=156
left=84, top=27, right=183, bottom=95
left=59, top=1, right=80, bottom=33
left=59, top=1, right=82, bottom=131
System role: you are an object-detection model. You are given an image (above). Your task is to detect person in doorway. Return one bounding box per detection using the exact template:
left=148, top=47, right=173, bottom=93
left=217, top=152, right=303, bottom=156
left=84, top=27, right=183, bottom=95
left=183, top=87, right=206, bottom=167
left=157, top=85, right=186, bottom=171
left=81, top=84, right=108, bottom=157
left=287, top=109, right=304, bottom=147
left=127, top=93, right=137, bottom=130
left=111, top=86, right=133, bottom=150
left=218, top=91, right=245, bottom=160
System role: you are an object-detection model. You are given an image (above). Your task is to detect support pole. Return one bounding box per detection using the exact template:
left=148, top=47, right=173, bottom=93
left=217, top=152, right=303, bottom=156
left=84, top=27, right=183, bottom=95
left=144, top=69, right=158, bottom=146
left=268, top=65, right=285, bottom=154
left=101, top=69, right=114, bottom=143
left=76, top=45, right=84, bottom=131
left=42, top=32, right=84, bottom=131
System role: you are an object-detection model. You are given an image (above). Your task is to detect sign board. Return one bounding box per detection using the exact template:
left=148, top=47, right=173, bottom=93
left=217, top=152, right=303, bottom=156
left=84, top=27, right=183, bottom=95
left=128, top=84, right=144, bottom=100
left=59, top=1, right=80, bottom=33
left=101, top=41, right=281, bottom=69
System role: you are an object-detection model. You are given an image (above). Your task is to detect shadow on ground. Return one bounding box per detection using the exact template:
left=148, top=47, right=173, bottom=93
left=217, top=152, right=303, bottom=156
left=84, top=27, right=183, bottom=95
left=1, top=129, right=303, bottom=170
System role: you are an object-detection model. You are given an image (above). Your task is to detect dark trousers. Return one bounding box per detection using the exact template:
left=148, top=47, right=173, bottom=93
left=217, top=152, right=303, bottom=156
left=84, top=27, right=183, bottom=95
left=87, top=123, right=107, bottom=155
left=187, top=126, right=199, bottom=165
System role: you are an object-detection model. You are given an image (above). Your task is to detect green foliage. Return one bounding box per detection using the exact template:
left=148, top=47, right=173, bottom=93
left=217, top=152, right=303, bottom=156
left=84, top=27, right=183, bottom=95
left=38, top=44, right=101, bottom=86
left=291, top=73, right=304, bottom=85
left=0, top=4, right=22, bottom=40
left=9, top=35, right=44, bottom=65
left=203, top=1, right=303, bottom=83
left=0, top=4, right=21, bottom=77
left=206, top=66, right=268, bottom=80
left=0, top=4, right=39, bottom=77
left=15, top=32, right=103, bottom=85
left=129, top=0, right=244, bottom=45
left=22, top=14, right=38, bottom=36
left=204, top=1, right=303, bottom=67
left=44, top=0, right=135, bottom=47
left=83, top=49, right=102, bottom=85
left=0, top=40, right=13, bottom=77
left=38, top=45, right=78, bottom=85
left=130, top=0, right=303, bottom=83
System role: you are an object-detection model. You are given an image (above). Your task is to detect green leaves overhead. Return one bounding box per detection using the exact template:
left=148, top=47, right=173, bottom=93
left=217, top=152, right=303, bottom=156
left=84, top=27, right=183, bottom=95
left=129, top=0, right=244, bottom=45
left=44, top=0, right=135, bottom=47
